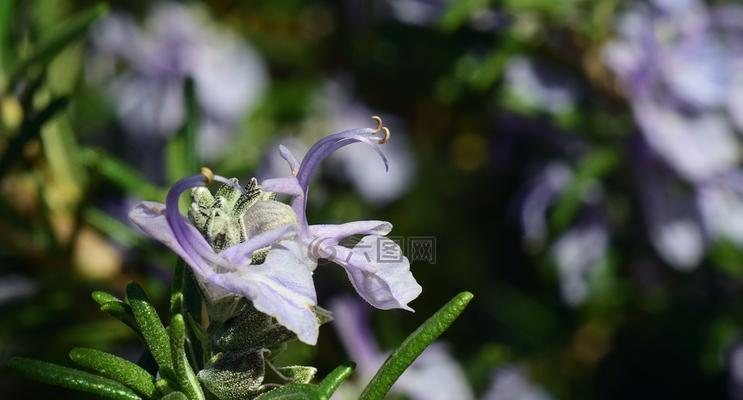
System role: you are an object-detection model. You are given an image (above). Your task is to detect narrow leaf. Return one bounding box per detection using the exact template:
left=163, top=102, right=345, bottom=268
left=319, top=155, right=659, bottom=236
left=126, top=282, right=174, bottom=377
left=317, top=362, right=355, bottom=397
left=170, top=262, right=186, bottom=317
left=359, top=292, right=474, bottom=400
left=169, top=314, right=205, bottom=400
left=69, top=348, right=158, bottom=399
left=0, top=96, right=68, bottom=179
left=92, top=290, right=122, bottom=306
left=84, top=207, right=145, bottom=247
left=254, top=383, right=320, bottom=400
left=81, top=147, right=164, bottom=200
left=8, top=357, right=142, bottom=400
left=5, top=3, right=109, bottom=87
left=100, top=300, right=140, bottom=334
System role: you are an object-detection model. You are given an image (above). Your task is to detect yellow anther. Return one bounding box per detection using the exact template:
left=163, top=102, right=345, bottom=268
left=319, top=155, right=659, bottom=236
left=200, top=167, right=214, bottom=184
left=371, top=115, right=390, bottom=144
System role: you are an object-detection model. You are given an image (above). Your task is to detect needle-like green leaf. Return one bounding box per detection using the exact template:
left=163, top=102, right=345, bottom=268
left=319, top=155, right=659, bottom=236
left=8, top=357, right=142, bottom=400
left=359, top=292, right=474, bottom=400
left=169, top=314, right=205, bottom=400
left=69, top=348, right=158, bottom=399
left=317, top=362, right=355, bottom=397
left=126, top=282, right=174, bottom=378
left=254, top=384, right=321, bottom=400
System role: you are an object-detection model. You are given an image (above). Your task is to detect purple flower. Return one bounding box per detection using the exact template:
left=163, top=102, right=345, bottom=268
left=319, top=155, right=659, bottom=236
left=633, top=140, right=705, bottom=270
left=550, top=215, right=609, bottom=306
left=87, top=3, right=267, bottom=159
left=130, top=120, right=421, bottom=345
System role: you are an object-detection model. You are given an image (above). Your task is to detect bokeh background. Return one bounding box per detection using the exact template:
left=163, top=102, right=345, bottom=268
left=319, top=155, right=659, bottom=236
left=2, top=0, right=743, bottom=398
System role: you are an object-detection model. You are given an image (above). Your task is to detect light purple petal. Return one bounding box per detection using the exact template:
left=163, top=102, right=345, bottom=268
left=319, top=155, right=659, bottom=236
left=212, top=240, right=319, bottom=344
left=128, top=201, right=233, bottom=301
left=261, top=176, right=303, bottom=197
left=279, top=144, right=301, bottom=175
left=309, top=221, right=392, bottom=245
left=328, top=236, right=422, bottom=311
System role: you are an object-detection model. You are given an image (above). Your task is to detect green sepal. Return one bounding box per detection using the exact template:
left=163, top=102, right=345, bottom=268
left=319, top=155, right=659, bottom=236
left=69, top=347, right=158, bottom=399
left=169, top=314, right=205, bottom=400
left=277, top=366, right=317, bottom=385
left=126, top=282, right=174, bottom=379
left=253, top=362, right=355, bottom=400
left=8, top=357, right=142, bottom=400
left=198, top=350, right=266, bottom=400
left=359, top=292, right=474, bottom=400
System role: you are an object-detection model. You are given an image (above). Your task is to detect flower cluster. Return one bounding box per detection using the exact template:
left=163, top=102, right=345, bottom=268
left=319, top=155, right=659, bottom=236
left=604, top=0, right=743, bottom=269
left=130, top=118, right=422, bottom=344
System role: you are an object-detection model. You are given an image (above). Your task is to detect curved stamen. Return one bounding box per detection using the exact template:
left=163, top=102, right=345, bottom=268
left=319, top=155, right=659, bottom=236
left=371, top=115, right=390, bottom=144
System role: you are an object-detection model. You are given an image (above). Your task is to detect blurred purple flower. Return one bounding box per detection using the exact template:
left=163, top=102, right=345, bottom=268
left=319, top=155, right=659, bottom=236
left=603, top=0, right=743, bottom=181
left=130, top=123, right=421, bottom=345
left=482, top=366, right=551, bottom=400
left=519, top=162, right=573, bottom=247
left=517, top=160, right=608, bottom=306
left=550, top=215, right=609, bottom=306
left=633, top=140, right=705, bottom=270
left=87, top=3, right=267, bottom=159
left=329, top=296, right=474, bottom=400
left=503, top=56, right=579, bottom=115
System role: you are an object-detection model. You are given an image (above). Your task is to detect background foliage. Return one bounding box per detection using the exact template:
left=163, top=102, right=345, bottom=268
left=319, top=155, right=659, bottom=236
left=1, top=0, right=742, bottom=398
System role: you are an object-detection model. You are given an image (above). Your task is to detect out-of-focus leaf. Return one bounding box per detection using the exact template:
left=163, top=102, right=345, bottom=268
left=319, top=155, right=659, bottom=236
left=41, top=115, right=87, bottom=199
left=5, top=3, right=108, bottom=88
left=440, top=0, right=490, bottom=32
left=359, top=292, right=474, bottom=400
left=0, top=96, right=68, bottom=179
left=169, top=314, right=204, bottom=400
left=552, top=148, right=618, bottom=230
left=69, top=347, right=158, bottom=399
left=126, top=282, right=174, bottom=378
left=8, top=357, right=143, bottom=400
left=166, top=78, right=199, bottom=188
left=0, top=0, right=13, bottom=75
left=84, top=207, right=145, bottom=248
left=81, top=147, right=165, bottom=200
